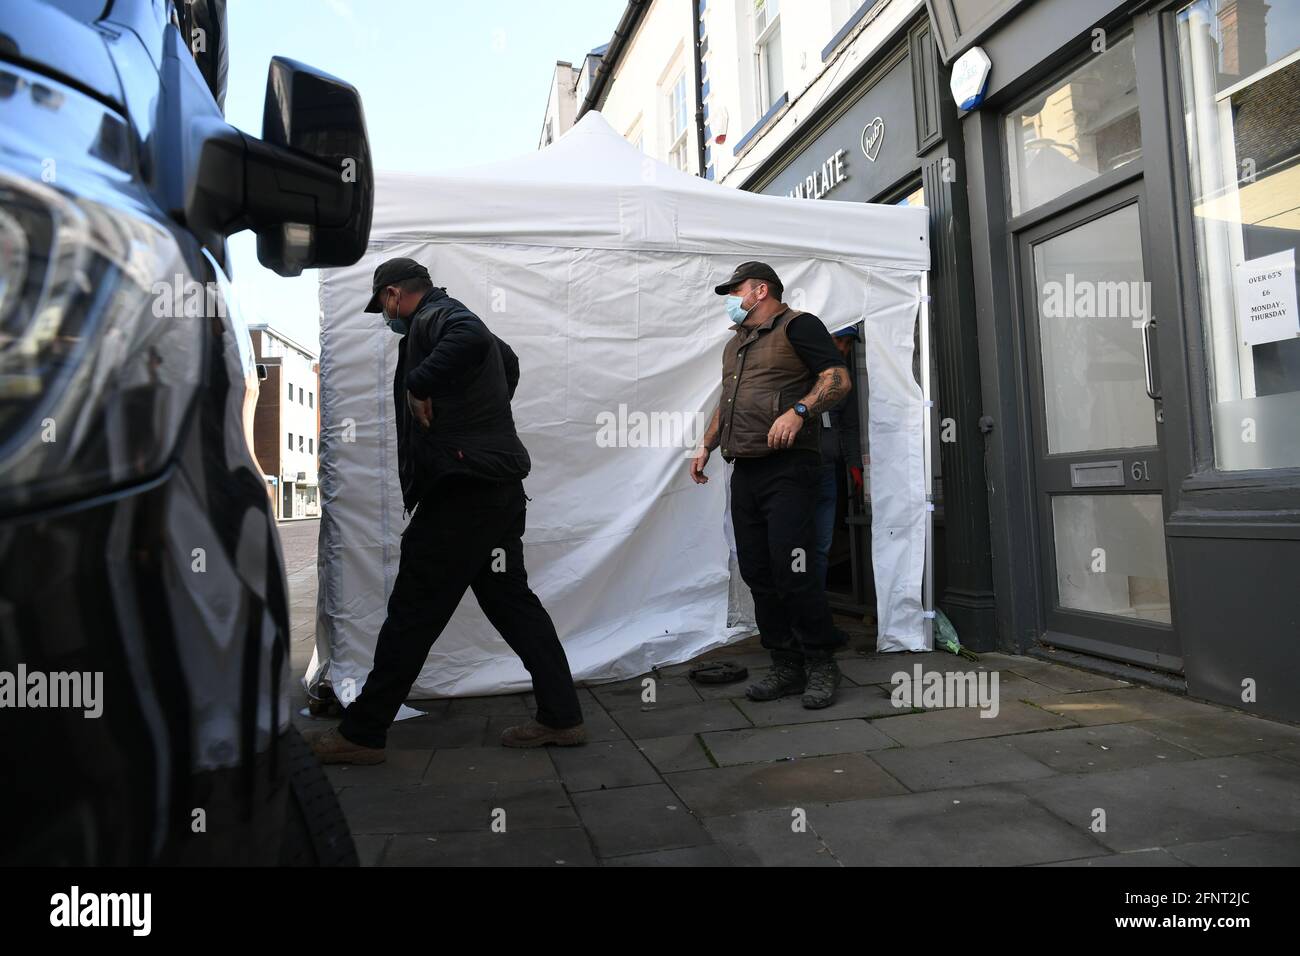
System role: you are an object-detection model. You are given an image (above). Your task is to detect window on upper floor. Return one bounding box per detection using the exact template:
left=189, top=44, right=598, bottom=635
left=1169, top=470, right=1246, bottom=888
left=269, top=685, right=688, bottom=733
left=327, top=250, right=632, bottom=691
left=298, top=435, right=304, bottom=452
left=298, top=386, right=304, bottom=403
left=754, top=0, right=784, bottom=116
left=308, top=437, right=313, bottom=455
left=667, top=69, right=689, bottom=170
left=309, top=391, right=314, bottom=409
left=287, top=432, right=293, bottom=450
left=287, top=381, right=293, bottom=402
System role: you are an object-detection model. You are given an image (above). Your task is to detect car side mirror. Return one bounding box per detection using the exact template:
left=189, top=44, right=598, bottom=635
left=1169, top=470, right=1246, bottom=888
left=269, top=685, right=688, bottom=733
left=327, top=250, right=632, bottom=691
left=253, top=57, right=374, bottom=277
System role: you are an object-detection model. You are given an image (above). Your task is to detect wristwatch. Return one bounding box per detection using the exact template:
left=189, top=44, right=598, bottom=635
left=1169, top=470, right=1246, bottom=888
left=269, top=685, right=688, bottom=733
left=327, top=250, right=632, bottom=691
left=792, top=402, right=810, bottom=420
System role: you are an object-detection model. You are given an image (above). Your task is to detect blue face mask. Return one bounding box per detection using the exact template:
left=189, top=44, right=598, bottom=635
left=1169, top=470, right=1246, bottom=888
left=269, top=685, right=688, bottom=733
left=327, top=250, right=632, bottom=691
left=725, top=294, right=749, bottom=324
left=381, top=290, right=408, bottom=335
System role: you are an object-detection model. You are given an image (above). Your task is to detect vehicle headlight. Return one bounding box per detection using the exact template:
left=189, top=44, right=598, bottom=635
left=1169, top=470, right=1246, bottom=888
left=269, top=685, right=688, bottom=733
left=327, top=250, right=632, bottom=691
left=0, top=168, right=203, bottom=514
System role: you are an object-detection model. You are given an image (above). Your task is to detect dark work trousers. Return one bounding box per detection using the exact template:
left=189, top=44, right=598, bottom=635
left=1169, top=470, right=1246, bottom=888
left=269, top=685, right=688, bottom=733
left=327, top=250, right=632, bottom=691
left=731, top=451, right=838, bottom=666
left=339, top=478, right=583, bottom=748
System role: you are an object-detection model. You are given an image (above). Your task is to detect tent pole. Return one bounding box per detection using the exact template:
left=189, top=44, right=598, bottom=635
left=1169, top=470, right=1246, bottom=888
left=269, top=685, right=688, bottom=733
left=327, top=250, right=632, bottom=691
left=919, top=271, right=934, bottom=649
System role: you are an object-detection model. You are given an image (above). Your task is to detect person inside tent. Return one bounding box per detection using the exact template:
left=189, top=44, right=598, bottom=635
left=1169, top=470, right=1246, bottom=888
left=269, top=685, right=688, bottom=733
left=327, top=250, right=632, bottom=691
left=814, top=324, right=864, bottom=591
left=689, top=262, right=851, bottom=709
left=310, top=258, right=586, bottom=765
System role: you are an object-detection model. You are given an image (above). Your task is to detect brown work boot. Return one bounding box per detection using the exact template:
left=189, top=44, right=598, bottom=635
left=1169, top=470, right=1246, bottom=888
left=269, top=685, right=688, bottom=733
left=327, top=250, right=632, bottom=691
left=500, top=719, right=587, bottom=748
left=308, top=726, right=386, bottom=765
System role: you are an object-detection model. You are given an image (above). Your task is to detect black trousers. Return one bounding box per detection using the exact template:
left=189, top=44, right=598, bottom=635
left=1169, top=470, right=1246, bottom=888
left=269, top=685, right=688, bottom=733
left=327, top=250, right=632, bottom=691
left=730, top=452, right=837, bottom=663
left=339, top=478, right=582, bottom=748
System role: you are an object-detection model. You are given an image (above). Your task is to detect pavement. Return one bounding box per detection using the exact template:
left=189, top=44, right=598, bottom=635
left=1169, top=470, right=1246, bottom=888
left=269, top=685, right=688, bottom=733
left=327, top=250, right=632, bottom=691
left=279, top=518, right=1300, bottom=867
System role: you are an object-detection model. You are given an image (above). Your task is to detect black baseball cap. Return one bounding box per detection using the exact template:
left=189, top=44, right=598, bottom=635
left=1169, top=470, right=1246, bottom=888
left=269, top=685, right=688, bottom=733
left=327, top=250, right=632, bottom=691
left=364, top=257, right=431, bottom=312
left=714, top=261, right=782, bottom=296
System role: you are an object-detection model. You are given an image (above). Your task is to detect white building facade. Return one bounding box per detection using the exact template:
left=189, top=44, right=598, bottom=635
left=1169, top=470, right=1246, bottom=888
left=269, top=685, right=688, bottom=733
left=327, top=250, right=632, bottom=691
left=250, top=325, right=321, bottom=520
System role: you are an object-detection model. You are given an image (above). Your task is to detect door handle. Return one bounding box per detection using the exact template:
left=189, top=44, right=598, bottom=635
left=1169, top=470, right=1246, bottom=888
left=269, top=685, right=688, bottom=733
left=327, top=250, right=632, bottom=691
left=1141, top=318, right=1161, bottom=401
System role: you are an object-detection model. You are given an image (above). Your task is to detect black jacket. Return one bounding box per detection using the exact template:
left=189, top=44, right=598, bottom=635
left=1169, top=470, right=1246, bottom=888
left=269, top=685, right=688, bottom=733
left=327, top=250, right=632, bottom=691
left=394, top=288, right=530, bottom=511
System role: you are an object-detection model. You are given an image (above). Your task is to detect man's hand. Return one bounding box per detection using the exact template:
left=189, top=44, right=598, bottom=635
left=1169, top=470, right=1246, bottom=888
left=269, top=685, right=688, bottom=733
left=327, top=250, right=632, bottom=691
left=407, top=390, right=432, bottom=429
left=689, top=445, right=711, bottom=484
left=767, top=409, right=804, bottom=450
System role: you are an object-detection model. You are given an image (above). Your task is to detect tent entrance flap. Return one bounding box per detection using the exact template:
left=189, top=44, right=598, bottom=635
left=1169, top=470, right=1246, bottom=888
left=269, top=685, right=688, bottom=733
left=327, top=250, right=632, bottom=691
left=311, top=111, right=932, bottom=700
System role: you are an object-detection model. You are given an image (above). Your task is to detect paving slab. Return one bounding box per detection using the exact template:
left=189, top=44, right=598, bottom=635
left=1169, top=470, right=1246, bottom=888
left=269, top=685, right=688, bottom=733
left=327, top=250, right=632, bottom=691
left=1164, top=830, right=1300, bottom=866
left=1003, top=723, right=1201, bottom=774
left=870, top=699, right=1078, bottom=747
left=701, top=719, right=897, bottom=766
left=705, top=808, right=841, bottom=866
left=382, top=828, right=597, bottom=866
left=608, top=699, right=751, bottom=740
left=1033, top=688, right=1232, bottom=726
left=352, top=834, right=391, bottom=867
left=485, top=697, right=626, bottom=744
left=1010, top=754, right=1300, bottom=852
left=1036, top=848, right=1188, bottom=867
left=872, top=737, right=1060, bottom=791
left=1135, top=711, right=1300, bottom=758
left=635, top=734, right=715, bottom=773
left=571, top=783, right=713, bottom=858
left=338, top=779, right=578, bottom=835
left=836, top=652, right=967, bottom=688
left=589, top=675, right=702, bottom=709
left=383, top=713, right=490, bottom=750
left=691, top=668, right=768, bottom=700
left=446, top=693, right=532, bottom=717
left=423, top=746, right=557, bottom=786
left=988, top=659, right=1133, bottom=693
left=811, top=784, right=1107, bottom=866
left=325, top=747, right=433, bottom=789
left=665, top=753, right=906, bottom=816
left=734, top=684, right=903, bottom=727
left=548, top=739, right=662, bottom=792
left=600, top=845, right=734, bottom=867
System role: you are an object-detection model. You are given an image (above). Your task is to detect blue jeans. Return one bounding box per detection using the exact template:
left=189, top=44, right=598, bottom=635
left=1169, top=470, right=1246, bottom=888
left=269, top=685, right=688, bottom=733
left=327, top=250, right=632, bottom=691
left=813, top=463, right=838, bottom=588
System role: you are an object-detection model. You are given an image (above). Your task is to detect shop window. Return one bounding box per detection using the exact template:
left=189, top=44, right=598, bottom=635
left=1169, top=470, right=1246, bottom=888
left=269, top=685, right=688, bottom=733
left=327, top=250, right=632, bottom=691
left=1004, top=33, right=1141, bottom=216
left=1178, top=0, right=1300, bottom=470
left=754, top=0, right=784, bottom=118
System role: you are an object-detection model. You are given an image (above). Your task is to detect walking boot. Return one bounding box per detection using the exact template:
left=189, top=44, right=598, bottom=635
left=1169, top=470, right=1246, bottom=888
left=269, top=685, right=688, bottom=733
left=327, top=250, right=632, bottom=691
left=500, top=719, right=587, bottom=748
left=746, top=654, right=806, bottom=701
left=308, top=726, right=386, bottom=765
left=802, top=655, right=842, bottom=709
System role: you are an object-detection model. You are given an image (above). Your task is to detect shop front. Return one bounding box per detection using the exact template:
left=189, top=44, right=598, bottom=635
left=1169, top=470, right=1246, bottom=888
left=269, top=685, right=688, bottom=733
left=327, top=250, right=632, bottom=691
left=742, top=10, right=998, bottom=649
left=932, top=0, right=1300, bottom=720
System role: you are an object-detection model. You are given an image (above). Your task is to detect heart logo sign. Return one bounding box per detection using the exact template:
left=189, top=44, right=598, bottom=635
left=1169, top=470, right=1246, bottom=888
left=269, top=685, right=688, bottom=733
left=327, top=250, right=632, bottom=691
left=861, top=117, right=885, bottom=162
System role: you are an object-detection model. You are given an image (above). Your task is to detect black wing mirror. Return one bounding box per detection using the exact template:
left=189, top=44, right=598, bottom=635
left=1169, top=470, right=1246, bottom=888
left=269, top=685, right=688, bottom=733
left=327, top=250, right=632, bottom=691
left=252, top=57, right=374, bottom=277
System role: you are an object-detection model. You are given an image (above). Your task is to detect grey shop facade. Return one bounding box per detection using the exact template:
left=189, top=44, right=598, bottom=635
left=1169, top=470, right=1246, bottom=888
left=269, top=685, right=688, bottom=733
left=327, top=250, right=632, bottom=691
left=744, top=0, right=1300, bottom=724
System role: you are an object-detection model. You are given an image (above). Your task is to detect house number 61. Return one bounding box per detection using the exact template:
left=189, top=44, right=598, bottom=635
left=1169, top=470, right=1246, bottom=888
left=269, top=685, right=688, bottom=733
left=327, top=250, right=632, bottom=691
left=1131, top=460, right=1150, bottom=481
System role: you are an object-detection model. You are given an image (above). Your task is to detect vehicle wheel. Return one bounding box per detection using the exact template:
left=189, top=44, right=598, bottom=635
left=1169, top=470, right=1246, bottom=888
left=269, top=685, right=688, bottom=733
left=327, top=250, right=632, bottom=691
left=279, top=727, right=359, bottom=866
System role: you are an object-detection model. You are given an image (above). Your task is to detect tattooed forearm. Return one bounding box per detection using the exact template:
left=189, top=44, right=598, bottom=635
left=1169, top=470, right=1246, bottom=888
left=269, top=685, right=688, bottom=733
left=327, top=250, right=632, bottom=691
left=801, top=367, right=851, bottom=416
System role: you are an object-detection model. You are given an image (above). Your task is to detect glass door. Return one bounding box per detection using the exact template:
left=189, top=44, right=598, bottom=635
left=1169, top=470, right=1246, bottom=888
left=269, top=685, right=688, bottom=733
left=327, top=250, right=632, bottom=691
left=1017, top=185, right=1181, bottom=670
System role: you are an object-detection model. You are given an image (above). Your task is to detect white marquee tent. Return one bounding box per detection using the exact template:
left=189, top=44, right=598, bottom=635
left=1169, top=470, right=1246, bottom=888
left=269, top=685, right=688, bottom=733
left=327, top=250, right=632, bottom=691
left=309, top=111, right=931, bottom=701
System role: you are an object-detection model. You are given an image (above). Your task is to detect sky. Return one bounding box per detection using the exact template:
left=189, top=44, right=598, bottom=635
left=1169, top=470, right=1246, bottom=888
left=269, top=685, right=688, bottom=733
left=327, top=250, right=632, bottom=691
left=222, top=0, right=626, bottom=351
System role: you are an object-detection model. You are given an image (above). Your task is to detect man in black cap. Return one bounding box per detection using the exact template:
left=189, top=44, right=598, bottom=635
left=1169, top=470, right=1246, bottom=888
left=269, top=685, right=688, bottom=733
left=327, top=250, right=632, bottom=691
left=311, top=257, right=585, bottom=764
left=689, top=262, right=851, bottom=708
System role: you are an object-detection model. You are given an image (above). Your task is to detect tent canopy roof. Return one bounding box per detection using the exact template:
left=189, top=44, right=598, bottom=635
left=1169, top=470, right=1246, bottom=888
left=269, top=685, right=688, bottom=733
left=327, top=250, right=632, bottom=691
left=370, top=111, right=929, bottom=270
